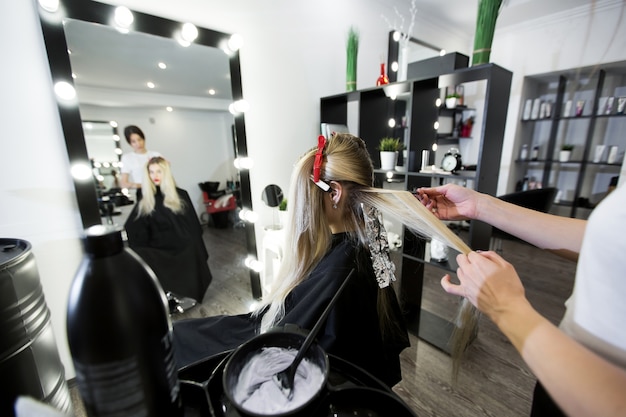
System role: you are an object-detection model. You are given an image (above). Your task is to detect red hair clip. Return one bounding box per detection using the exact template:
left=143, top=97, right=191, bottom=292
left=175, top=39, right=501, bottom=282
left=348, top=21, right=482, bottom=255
left=313, top=135, right=326, bottom=183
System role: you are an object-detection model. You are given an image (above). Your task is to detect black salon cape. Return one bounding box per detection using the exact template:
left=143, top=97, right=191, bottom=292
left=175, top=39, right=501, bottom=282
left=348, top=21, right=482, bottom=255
left=124, top=187, right=212, bottom=301
left=172, top=233, right=410, bottom=387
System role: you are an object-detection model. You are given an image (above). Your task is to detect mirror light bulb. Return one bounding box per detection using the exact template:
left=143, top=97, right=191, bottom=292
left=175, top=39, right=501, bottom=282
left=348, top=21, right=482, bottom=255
left=393, top=31, right=401, bottom=42
left=114, top=6, right=134, bottom=28
left=391, top=61, right=399, bottom=72
left=432, top=143, right=438, bottom=151
left=435, top=98, right=442, bottom=107
left=239, top=208, right=258, bottom=223
left=38, top=0, right=59, bottom=12
left=54, top=81, right=76, bottom=100
left=388, top=118, right=396, bottom=128
left=244, top=256, right=263, bottom=272
left=234, top=157, right=253, bottom=170
left=228, top=34, right=244, bottom=52
left=229, top=99, right=250, bottom=115
left=71, top=163, right=92, bottom=180
left=181, top=23, right=198, bottom=43
left=434, top=121, right=439, bottom=130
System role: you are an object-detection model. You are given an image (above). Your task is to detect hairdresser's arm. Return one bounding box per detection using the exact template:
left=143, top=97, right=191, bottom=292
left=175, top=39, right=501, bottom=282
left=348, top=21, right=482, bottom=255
left=442, top=251, right=626, bottom=417
left=418, top=184, right=586, bottom=255
left=119, top=172, right=140, bottom=189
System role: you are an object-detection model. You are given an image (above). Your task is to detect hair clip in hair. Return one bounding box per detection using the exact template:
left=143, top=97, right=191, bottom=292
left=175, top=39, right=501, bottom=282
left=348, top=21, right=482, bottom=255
left=310, top=175, right=331, bottom=192
left=363, top=205, right=396, bottom=288
left=313, top=135, right=326, bottom=183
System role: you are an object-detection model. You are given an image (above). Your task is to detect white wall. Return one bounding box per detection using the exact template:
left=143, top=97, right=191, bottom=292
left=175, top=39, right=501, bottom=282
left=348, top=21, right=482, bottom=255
left=3, top=0, right=624, bottom=381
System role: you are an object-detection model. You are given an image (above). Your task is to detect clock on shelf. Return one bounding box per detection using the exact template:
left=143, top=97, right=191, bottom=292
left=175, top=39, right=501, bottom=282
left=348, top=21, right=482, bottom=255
left=441, top=147, right=462, bottom=173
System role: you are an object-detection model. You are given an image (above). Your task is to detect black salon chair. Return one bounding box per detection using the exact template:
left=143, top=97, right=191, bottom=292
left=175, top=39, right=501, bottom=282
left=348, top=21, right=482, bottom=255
left=491, top=187, right=558, bottom=253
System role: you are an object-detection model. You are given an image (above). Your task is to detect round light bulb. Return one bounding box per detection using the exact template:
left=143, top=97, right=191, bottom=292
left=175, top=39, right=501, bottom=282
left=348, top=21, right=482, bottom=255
left=54, top=81, right=76, bottom=100
left=114, top=6, right=134, bottom=28
left=181, top=23, right=198, bottom=43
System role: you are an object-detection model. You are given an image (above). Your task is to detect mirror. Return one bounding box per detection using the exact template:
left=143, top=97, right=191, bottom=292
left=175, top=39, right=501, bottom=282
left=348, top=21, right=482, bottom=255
left=386, top=31, right=445, bottom=83
left=261, top=185, right=284, bottom=208
left=37, top=0, right=261, bottom=298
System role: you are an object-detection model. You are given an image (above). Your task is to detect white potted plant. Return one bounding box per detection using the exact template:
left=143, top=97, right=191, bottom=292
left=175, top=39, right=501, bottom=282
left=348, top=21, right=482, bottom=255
left=559, top=144, right=574, bottom=162
left=445, top=93, right=460, bottom=109
left=378, top=137, right=402, bottom=170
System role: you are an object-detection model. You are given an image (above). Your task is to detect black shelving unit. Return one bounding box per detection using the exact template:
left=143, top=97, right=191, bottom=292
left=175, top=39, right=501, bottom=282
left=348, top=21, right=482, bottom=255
left=512, top=61, right=626, bottom=219
left=320, top=63, right=513, bottom=353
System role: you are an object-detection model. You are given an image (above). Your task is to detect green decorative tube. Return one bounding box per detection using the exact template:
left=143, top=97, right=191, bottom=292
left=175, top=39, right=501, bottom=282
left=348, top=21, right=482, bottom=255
left=346, top=26, right=359, bottom=91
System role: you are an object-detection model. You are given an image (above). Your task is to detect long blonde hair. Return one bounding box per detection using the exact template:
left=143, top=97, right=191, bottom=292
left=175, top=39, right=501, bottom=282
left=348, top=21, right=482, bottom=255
left=255, top=133, right=477, bottom=375
left=136, top=156, right=185, bottom=217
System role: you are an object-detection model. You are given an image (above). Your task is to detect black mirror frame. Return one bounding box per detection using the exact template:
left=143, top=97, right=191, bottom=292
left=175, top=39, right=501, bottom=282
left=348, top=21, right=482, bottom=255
left=37, top=0, right=261, bottom=298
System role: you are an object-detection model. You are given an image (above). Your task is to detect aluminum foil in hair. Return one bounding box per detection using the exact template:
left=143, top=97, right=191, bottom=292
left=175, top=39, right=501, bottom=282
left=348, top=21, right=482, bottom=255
left=363, top=205, right=396, bottom=288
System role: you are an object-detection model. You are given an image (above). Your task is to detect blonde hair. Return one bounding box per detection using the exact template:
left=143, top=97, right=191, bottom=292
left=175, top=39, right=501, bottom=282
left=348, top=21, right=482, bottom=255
left=136, top=156, right=185, bottom=217
left=255, top=133, right=477, bottom=376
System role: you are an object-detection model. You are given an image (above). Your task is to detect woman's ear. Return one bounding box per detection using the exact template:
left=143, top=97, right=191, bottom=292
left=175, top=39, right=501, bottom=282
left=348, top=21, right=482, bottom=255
left=328, top=181, right=343, bottom=207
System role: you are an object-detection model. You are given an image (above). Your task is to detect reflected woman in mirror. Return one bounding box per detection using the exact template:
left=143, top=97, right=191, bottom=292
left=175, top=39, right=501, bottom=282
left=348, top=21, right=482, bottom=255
left=173, top=133, right=471, bottom=387
left=124, top=157, right=212, bottom=303
left=119, top=125, right=161, bottom=190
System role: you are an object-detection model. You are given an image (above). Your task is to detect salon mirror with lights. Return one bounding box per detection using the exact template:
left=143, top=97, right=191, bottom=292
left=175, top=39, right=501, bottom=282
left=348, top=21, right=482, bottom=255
left=37, top=0, right=261, bottom=298
left=387, top=30, right=446, bottom=83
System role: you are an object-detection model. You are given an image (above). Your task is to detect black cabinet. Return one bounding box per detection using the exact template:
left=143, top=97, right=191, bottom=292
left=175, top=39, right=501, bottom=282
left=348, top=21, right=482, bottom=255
left=513, top=62, right=626, bottom=219
left=320, top=63, right=512, bottom=352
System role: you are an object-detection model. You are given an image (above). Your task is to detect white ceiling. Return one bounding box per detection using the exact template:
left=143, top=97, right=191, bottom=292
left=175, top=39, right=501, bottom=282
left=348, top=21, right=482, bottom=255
left=65, top=0, right=599, bottom=109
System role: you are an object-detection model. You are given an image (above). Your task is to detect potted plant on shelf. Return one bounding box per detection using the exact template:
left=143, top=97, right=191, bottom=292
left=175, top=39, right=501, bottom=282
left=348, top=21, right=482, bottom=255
left=559, top=144, right=574, bottom=162
left=445, top=93, right=460, bottom=109
left=278, top=198, right=287, bottom=227
left=378, top=137, right=402, bottom=170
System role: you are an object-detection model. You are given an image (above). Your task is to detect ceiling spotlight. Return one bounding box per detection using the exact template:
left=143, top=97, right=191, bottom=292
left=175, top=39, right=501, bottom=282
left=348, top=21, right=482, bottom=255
left=166, top=106, right=173, bottom=112
left=146, top=81, right=155, bottom=89
left=54, top=81, right=76, bottom=100
left=158, top=62, right=167, bottom=69
left=114, top=6, right=134, bottom=29
left=181, top=22, right=198, bottom=43
left=439, top=49, right=446, bottom=56
left=38, top=0, right=59, bottom=13
left=208, top=89, right=216, bottom=95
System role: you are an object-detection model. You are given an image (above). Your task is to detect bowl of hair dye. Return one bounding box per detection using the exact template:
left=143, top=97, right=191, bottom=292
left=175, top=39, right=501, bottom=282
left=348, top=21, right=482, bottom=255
left=222, top=329, right=329, bottom=416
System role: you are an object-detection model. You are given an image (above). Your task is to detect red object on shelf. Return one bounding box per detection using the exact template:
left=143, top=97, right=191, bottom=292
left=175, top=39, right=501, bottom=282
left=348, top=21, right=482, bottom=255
left=202, top=192, right=236, bottom=214
left=376, top=63, right=389, bottom=86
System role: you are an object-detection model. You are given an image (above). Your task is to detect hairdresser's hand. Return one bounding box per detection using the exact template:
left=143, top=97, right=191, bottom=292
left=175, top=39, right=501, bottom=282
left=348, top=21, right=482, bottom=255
left=415, top=183, right=479, bottom=221
left=441, top=250, right=528, bottom=324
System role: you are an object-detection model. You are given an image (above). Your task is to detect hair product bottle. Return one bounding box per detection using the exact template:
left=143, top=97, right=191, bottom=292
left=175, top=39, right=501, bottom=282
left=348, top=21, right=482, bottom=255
left=67, top=225, right=182, bottom=417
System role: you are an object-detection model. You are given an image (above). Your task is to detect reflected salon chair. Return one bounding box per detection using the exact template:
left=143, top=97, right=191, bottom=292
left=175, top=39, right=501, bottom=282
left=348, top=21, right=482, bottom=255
left=491, top=187, right=558, bottom=254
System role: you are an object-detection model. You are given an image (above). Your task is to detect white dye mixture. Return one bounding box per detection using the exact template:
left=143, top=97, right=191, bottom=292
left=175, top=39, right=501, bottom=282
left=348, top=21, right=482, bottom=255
left=232, top=346, right=325, bottom=414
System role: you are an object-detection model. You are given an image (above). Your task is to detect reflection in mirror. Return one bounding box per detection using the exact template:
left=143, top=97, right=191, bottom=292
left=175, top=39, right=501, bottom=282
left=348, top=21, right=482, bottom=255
left=83, top=121, right=121, bottom=192
left=261, top=184, right=284, bottom=208
left=37, top=0, right=261, bottom=298
left=262, top=184, right=284, bottom=231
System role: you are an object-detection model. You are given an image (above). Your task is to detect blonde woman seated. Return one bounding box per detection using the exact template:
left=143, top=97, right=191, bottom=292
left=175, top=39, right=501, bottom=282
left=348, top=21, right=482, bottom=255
left=173, top=133, right=470, bottom=387
left=125, top=157, right=212, bottom=302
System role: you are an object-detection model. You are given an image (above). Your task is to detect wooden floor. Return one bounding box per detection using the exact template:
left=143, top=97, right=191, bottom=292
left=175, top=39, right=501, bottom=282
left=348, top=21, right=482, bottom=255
left=71, top=224, right=576, bottom=416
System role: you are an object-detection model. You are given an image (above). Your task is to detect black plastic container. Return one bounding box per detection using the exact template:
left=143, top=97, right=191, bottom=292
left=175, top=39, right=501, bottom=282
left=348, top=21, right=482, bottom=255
left=67, top=225, right=182, bottom=416
left=0, top=239, right=72, bottom=416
